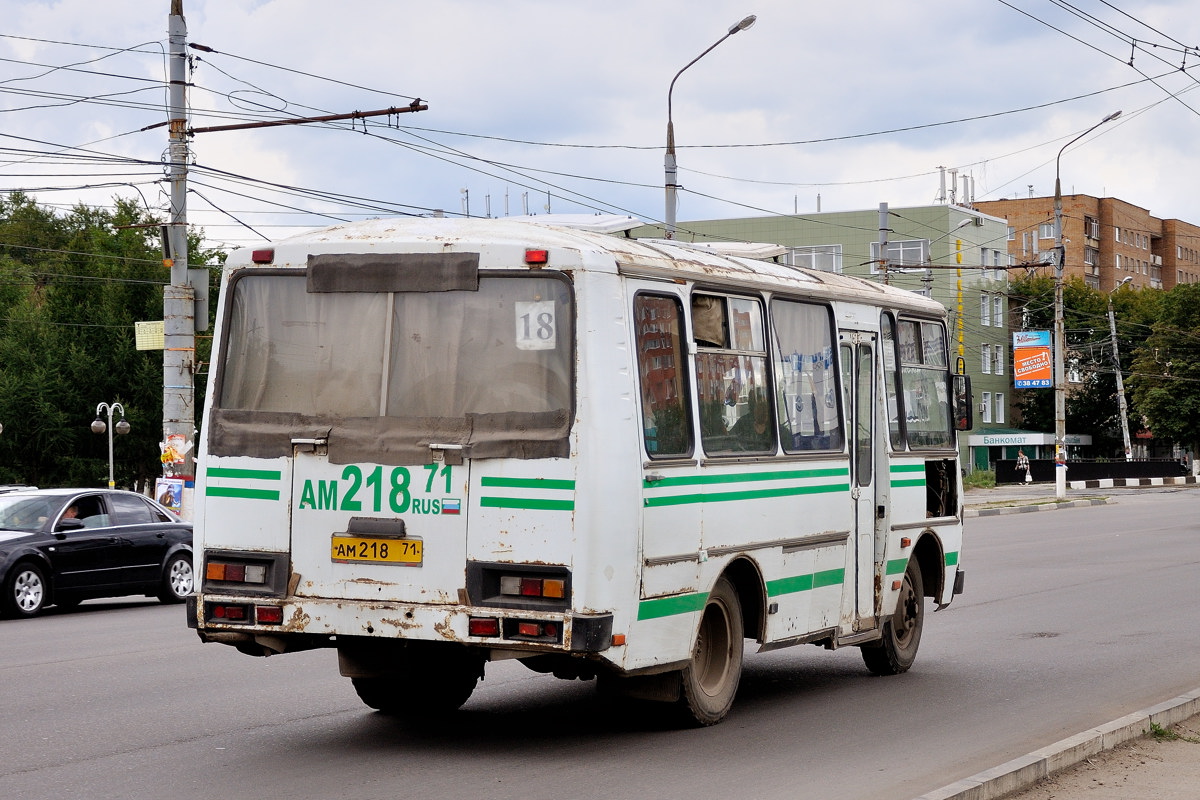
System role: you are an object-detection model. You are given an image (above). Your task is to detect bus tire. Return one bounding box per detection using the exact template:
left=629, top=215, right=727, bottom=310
left=677, top=576, right=744, bottom=726
left=861, top=558, right=924, bottom=676
left=351, top=651, right=484, bottom=716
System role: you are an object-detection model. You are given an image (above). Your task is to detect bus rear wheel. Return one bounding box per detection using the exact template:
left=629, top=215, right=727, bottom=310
left=677, top=576, right=744, bottom=726
left=861, top=558, right=924, bottom=675
left=351, top=651, right=485, bottom=717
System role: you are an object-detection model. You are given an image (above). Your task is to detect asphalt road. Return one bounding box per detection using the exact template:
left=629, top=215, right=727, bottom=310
left=2, top=488, right=1197, bottom=800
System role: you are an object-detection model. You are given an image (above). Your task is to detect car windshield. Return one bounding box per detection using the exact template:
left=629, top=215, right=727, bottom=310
left=0, top=495, right=66, bottom=532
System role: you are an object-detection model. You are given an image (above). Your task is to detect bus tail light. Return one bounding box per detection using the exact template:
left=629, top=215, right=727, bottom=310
left=205, top=559, right=269, bottom=585
left=469, top=617, right=500, bottom=637
left=499, top=576, right=566, bottom=600
left=505, top=618, right=561, bottom=643
left=255, top=605, right=284, bottom=624
left=209, top=603, right=249, bottom=622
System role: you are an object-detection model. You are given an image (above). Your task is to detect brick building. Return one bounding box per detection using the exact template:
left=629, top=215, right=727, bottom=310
left=973, top=195, right=1200, bottom=291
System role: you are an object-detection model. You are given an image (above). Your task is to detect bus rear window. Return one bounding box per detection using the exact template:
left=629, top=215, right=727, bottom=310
left=219, top=273, right=571, bottom=419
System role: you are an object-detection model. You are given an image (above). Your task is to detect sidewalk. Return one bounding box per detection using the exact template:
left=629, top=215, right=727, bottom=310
left=914, top=478, right=1200, bottom=800
left=963, top=474, right=1197, bottom=517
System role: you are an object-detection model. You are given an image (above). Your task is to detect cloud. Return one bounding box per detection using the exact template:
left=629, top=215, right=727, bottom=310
left=3, top=0, right=1199, bottom=250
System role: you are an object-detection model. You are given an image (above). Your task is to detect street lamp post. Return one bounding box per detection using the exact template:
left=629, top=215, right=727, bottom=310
left=1108, top=276, right=1134, bottom=461
left=1053, top=109, right=1122, bottom=499
left=91, top=402, right=131, bottom=489
left=664, top=14, right=756, bottom=239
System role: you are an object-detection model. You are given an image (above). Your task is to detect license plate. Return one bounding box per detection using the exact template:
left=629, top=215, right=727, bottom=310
left=330, top=535, right=423, bottom=565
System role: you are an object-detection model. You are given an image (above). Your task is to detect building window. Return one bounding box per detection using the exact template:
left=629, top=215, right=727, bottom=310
left=1007, top=226, right=1015, bottom=241
left=1039, top=222, right=1055, bottom=239
left=787, top=244, right=843, bottom=273
left=1115, top=226, right=1121, bottom=242
left=1116, top=254, right=1122, bottom=270
left=992, top=345, right=1004, bottom=376
left=1086, top=217, right=1100, bottom=239
left=995, top=392, right=1005, bottom=424
left=870, top=240, right=929, bottom=273
left=982, top=343, right=992, bottom=374
left=981, top=294, right=991, bottom=327
left=993, top=295, right=1003, bottom=326
left=981, top=391, right=992, bottom=423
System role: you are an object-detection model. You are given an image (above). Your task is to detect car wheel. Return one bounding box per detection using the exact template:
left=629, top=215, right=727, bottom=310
left=158, top=552, right=194, bottom=603
left=4, top=562, right=48, bottom=618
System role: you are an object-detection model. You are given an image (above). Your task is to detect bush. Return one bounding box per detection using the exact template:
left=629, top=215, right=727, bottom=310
left=962, top=470, right=996, bottom=489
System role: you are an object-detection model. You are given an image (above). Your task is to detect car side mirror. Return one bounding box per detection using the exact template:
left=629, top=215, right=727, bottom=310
left=55, top=518, right=86, bottom=533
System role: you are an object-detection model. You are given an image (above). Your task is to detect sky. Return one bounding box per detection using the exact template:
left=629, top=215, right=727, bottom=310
left=3, top=0, right=1199, bottom=253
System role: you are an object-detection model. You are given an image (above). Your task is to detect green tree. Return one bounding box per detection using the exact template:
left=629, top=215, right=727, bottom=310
left=1009, top=274, right=1159, bottom=458
left=0, top=193, right=222, bottom=489
left=1127, top=282, right=1200, bottom=455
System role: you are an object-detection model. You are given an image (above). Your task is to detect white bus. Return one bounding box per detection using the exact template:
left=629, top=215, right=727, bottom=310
left=188, top=216, right=970, bottom=726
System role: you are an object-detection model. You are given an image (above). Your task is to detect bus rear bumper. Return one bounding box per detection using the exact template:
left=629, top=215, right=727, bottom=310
left=189, top=594, right=613, bottom=655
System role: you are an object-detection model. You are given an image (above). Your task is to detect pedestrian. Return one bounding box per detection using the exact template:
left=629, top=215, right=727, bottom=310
left=1016, top=449, right=1031, bottom=483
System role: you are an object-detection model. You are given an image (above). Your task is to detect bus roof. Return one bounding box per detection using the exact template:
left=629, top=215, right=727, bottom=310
left=231, top=217, right=945, bottom=317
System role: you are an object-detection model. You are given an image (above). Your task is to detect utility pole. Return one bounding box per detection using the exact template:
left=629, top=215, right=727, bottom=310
left=1108, top=277, right=1133, bottom=461
left=163, top=0, right=195, bottom=501
left=159, top=3, right=429, bottom=517
left=878, top=202, right=889, bottom=285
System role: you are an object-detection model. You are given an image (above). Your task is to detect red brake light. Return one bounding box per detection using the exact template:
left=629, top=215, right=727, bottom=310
left=469, top=617, right=500, bottom=637
left=251, top=248, right=274, bottom=264
left=524, top=248, right=548, bottom=265
left=255, top=605, right=284, bottom=624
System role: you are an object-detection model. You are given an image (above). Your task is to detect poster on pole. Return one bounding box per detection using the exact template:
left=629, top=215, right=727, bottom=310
left=1013, top=330, right=1052, bottom=388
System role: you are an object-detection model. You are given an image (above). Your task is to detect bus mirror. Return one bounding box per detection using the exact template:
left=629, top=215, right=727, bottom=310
left=952, top=374, right=973, bottom=431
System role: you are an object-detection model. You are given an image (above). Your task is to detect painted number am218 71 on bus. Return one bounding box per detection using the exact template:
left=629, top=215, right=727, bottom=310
left=188, top=215, right=971, bottom=727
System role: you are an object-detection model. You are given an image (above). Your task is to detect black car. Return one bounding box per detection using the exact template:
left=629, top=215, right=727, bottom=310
left=0, top=488, right=193, bottom=618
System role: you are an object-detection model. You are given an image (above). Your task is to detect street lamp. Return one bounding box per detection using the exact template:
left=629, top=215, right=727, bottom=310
left=1108, top=276, right=1134, bottom=461
left=91, top=402, right=131, bottom=489
left=664, top=14, right=757, bottom=239
left=1052, top=109, right=1122, bottom=499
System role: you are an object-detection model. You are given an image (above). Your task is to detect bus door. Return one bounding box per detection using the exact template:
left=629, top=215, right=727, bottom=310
left=631, top=287, right=702, bottom=600
left=288, top=438, right=471, bottom=606
left=839, top=332, right=877, bottom=628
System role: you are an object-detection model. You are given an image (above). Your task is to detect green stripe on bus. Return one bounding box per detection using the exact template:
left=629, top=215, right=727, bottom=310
left=644, top=468, right=848, bottom=489
left=207, top=467, right=282, bottom=481
left=945, top=551, right=959, bottom=566
left=766, top=567, right=846, bottom=597
left=891, top=479, right=926, bottom=488
left=814, top=568, right=844, bottom=588
left=481, top=477, right=575, bottom=491
left=206, top=486, right=281, bottom=501
left=890, top=463, right=925, bottom=474
left=479, top=496, right=575, bottom=511
left=638, top=592, right=707, bottom=620
left=644, top=482, right=849, bottom=508
left=765, top=573, right=814, bottom=596
left=886, top=557, right=908, bottom=576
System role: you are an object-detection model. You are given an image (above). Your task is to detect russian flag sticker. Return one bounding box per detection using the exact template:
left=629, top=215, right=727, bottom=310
left=442, top=498, right=461, bottom=515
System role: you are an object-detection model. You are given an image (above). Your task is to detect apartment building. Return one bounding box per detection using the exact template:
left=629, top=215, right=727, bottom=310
left=973, top=195, right=1200, bottom=291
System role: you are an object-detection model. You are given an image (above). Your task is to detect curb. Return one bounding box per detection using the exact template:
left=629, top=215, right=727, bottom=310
left=912, top=688, right=1200, bottom=800
left=966, top=498, right=1108, bottom=517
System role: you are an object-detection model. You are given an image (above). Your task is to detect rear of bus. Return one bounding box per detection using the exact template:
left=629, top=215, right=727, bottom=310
left=188, top=220, right=620, bottom=715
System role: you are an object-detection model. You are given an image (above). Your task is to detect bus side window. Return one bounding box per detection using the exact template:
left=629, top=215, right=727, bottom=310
left=694, top=294, right=773, bottom=455
left=634, top=294, right=693, bottom=458
left=770, top=299, right=843, bottom=453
